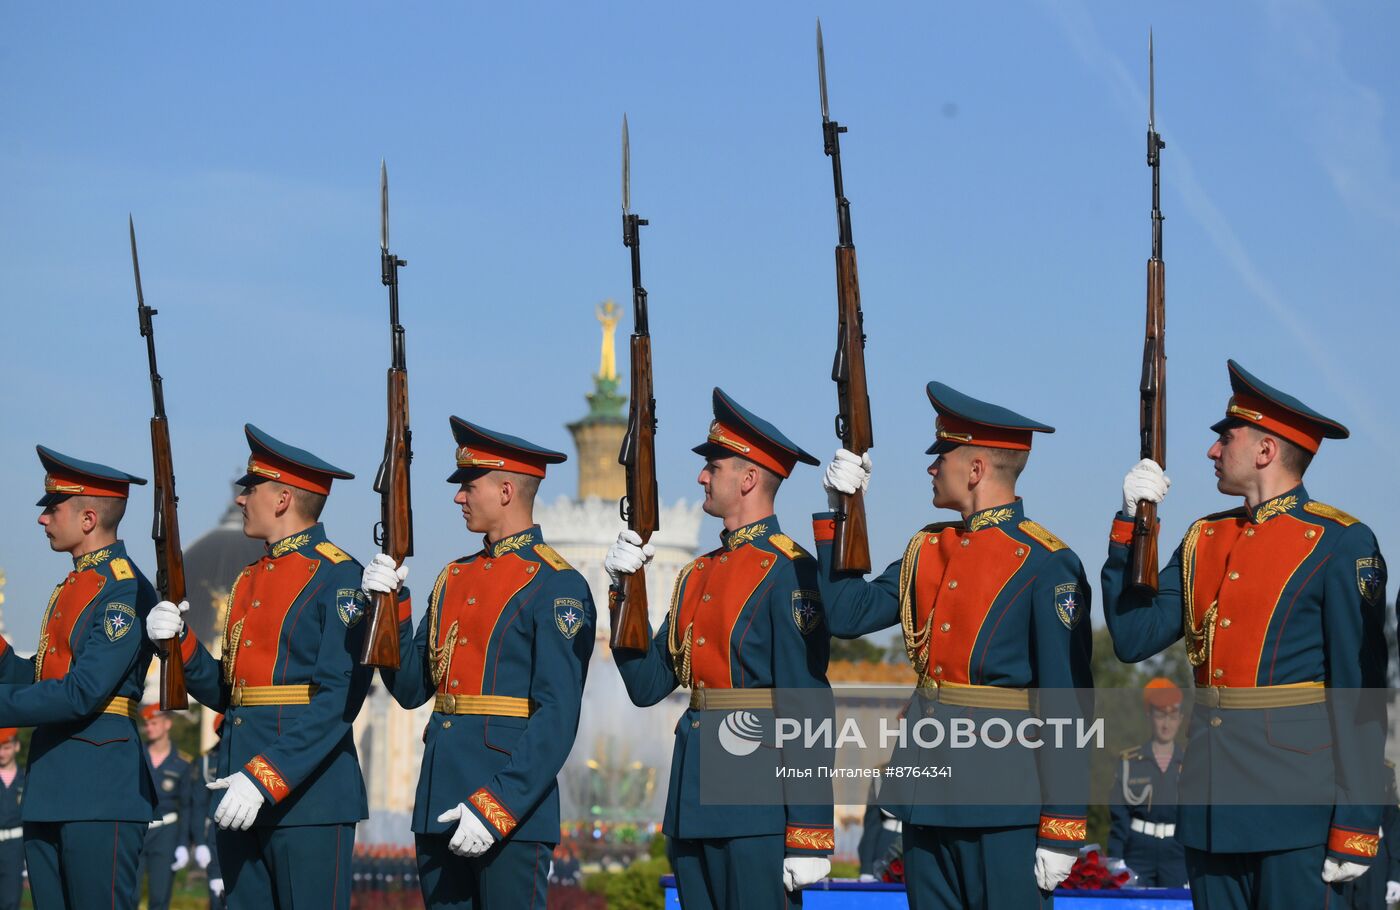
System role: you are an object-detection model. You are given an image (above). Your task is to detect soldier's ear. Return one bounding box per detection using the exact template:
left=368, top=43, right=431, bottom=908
left=497, top=477, right=515, bottom=507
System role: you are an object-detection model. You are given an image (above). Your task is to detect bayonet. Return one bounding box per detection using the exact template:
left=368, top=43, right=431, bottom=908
left=380, top=159, right=390, bottom=252
left=817, top=19, right=830, bottom=124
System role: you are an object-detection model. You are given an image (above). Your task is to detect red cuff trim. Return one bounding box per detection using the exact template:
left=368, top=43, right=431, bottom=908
left=1109, top=518, right=1135, bottom=547
left=1328, top=825, right=1380, bottom=858
left=813, top=519, right=836, bottom=544
left=244, top=755, right=290, bottom=804
left=1038, top=815, right=1087, bottom=843
left=785, top=825, right=835, bottom=851
left=469, top=788, right=517, bottom=837
left=397, top=595, right=413, bottom=625
left=179, top=629, right=200, bottom=663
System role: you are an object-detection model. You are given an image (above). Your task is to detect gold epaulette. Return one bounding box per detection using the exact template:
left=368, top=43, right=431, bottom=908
left=1120, top=746, right=1143, bottom=760
left=767, top=533, right=809, bottom=560
left=110, top=558, right=134, bottom=580
left=178, top=750, right=192, bottom=762
left=1303, top=501, right=1359, bottom=527
left=1019, top=520, right=1067, bottom=552
left=315, top=542, right=351, bottom=564
left=533, top=543, right=572, bottom=571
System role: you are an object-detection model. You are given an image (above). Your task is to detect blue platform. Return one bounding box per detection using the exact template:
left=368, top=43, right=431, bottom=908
left=660, top=876, right=1192, bottom=908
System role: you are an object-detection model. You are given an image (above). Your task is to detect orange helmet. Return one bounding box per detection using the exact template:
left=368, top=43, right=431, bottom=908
left=1143, top=677, right=1183, bottom=709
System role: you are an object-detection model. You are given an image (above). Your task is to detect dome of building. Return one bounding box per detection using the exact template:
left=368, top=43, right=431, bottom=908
left=183, top=481, right=264, bottom=645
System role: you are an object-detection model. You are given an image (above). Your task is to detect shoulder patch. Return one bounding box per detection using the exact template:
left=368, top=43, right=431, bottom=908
left=109, top=558, right=134, bottom=581
left=337, top=588, right=367, bottom=627
left=768, top=533, right=809, bottom=561
left=1303, top=501, right=1359, bottom=527
left=1053, top=582, right=1084, bottom=628
left=315, top=542, right=351, bottom=564
left=1019, top=520, right=1067, bottom=552
left=533, top=543, right=572, bottom=572
left=1203, top=506, right=1249, bottom=522
left=104, top=602, right=136, bottom=642
left=553, top=598, right=586, bottom=639
left=1120, top=746, right=1143, bottom=760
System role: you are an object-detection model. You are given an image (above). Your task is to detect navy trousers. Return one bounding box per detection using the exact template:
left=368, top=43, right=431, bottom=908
left=668, top=834, right=801, bottom=909
left=415, top=834, right=551, bottom=909
left=23, top=820, right=146, bottom=910
left=138, top=822, right=178, bottom=910
left=1184, top=844, right=1347, bottom=909
left=217, top=823, right=354, bottom=910
left=903, top=824, right=1050, bottom=910
left=1122, top=829, right=1188, bottom=888
left=0, top=840, right=23, bottom=910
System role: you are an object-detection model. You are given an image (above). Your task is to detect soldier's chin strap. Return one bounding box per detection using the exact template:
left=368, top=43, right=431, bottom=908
left=1121, top=754, right=1152, bottom=807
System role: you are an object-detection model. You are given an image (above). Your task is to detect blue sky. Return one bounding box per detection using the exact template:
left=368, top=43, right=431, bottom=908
left=2, top=2, right=1396, bottom=643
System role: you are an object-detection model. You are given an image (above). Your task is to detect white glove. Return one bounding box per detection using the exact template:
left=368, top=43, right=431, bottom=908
left=1121, top=458, right=1170, bottom=518
left=362, top=553, right=409, bottom=595
left=1321, top=857, right=1368, bottom=883
left=437, top=803, right=498, bottom=858
left=782, top=856, right=831, bottom=891
left=208, top=772, right=265, bottom=831
left=209, top=878, right=225, bottom=897
left=146, top=600, right=188, bottom=642
left=1386, top=880, right=1400, bottom=902
left=604, top=530, right=655, bottom=585
left=822, top=448, right=872, bottom=510
left=194, top=844, right=211, bottom=869
left=1034, top=846, right=1078, bottom=891
left=858, top=873, right=877, bottom=882
left=171, top=845, right=189, bottom=871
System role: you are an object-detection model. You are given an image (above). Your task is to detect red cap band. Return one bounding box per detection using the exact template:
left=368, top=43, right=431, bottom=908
left=705, top=420, right=798, bottom=477
left=1225, top=392, right=1325, bottom=454
left=935, top=415, right=1034, bottom=452
left=245, top=454, right=335, bottom=495
left=44, top=470, right=130, bottom=500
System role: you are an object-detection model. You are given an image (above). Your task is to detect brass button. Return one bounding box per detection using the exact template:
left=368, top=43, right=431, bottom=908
left=1210, top=717, right=1222, bottom=728
left=67, top=578, right=74, bottom=585
left=1213, top=669, right=1223, bottom=678
left=484, top=562, right=493, bottom=571
left=243, top=639, right=253, bottom=647
left=1228, top=571, right=1239, bottom=581
left=933, top=665, right=943, bottom=676
left=443, top=720, right=453, bottom=729
left=452, top=567, right=460, bottom=576
left=458, top=637, right=469, bottom=645
left=450, top=680, right=459, bottom=689
left=719, top=555, right=728, bottom=563
left=252, top=600, right=261, bottom=609
left=1205, top=528, right=1215, bottom=536
left=48, top=647, right=56, bottom=654
left=238, top=678, right=247, bottom=686
left=691, top=720, right=701, bottom=729
left=233, top=717, right=243, bottom=726
left=761, top=560, right=770, bottom=568
left=702, top=594, right=711, bottom=602
left=696, top=637, right=706, bottom=646
left=267, top=564, right=275, bottom=571
left=467, top=597, right=477, bottom=605
left=948, top=580, right=958, bottom=590
left=1245, top=528, right=1255, bottom=537
left=1220, top=618, right=1232, bottom=629
left=1015, top=548, right=1025, bottom=557
left=940, top=623, right=951, bottom=633
left=696, top=561, right=705, bottom=570
left=308, top=564, right=316, bottom=573
left=53, top=612, right=60, bottom=619
left=929, top=536, right=940, bottom=545
left=527, top=566, right=537, bottom=575
left=1305, top=530, right=1317, bottom=539
left=244, top=569, right=251, bottom=577
left=696, top=680, right=706, bottom=688
left=960, top=539, right=970, bottom=548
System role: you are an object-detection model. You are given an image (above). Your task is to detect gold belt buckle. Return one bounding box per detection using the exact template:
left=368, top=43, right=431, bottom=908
left=441, top=694, right=457, bottom=714
left=232, top=683, right=244, bottom=707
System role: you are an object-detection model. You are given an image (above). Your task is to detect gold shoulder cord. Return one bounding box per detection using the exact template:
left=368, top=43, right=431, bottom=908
left=426, top=567, right=455, bottom=688
left=220, top=571, right=247, bottom=685
left=898, top=532, right=933, bottom=685
left=1180, top=521, right=1216, bottom=668
left=32, top=584, right=63, bottom=682
left=666, top=561, right=697, bottom=689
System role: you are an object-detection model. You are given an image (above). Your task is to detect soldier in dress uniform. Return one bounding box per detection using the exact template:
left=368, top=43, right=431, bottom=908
left=138, top=705, right=194, bottom=910
left=1103, top=360, right=1389, bottom=908
left=0, top=447, right=159, bottom=908
left=606, top=388, right=835, bottom=908
left=1108, top=678, right=1187, bottom=888
left=145, top=425, right=372, bottom=909
left=0, top=729, right=25, bottom=910
left=364, top=417, right=596, bottom=909
left=815, top=382, right=1094, bottom=909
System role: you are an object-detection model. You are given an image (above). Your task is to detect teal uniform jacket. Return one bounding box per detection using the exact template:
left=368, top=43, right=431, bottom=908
left=178, top=523, right=371, bottom=826
left=381, top=526, right=595, bottom=845
left=811, top=500, right=1093, bottom=847
left=148, top=748, right=194, bottom=846
left=615, top=517, right=837, bottom=856
left=1102, top=486, right=1389, bottom=861
left=0, top=542, right=158, bottom=822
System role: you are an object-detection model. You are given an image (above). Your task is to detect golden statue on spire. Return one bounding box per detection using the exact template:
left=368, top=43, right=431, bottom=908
left=597, top=300, right=620, bottom=382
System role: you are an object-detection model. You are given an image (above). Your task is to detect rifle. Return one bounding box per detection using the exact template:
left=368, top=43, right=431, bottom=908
left=361, top=161, right=413, bottom=668
left=1131, top=32, right=1167, bottom=592
left=610, top=114, right=659, bottom=653
left=817, top=20, right=873, bottom=574
left=129, top=216, right=188, bottom=710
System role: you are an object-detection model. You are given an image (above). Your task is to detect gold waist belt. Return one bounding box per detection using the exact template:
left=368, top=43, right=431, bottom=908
left=1194, top=682, right=1325, bottom=709
left=231, top=684, right=319, bottom=707
left=102, top=696, right=140, bottom=721
left=920, top=680, right=1032, bottom=711
left=433, top=694, right=535, bottom=717
left=688, top=688, right=775, bottom=711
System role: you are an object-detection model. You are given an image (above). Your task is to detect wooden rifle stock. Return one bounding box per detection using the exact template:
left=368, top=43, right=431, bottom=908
left=611, top=333, right=658, bottom=653
left=362, top=367, right=411, bottom=668
left=832, top=245, right=873, bottom=573
left=1130, top=259, right=1167, bottom=592
left=150, top=418, right=188, bottom=710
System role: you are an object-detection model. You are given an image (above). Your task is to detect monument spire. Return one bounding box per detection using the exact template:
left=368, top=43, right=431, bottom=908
left=568, top=301, right=629, bottom=501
